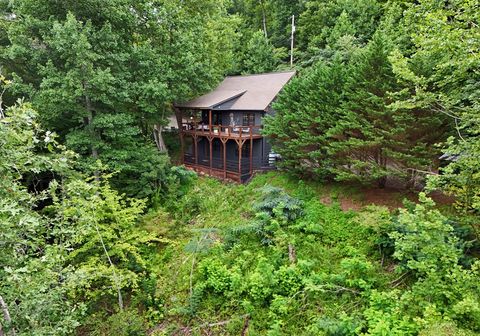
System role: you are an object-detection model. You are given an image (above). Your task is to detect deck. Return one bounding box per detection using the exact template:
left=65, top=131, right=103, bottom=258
left=179, top=122, right=269, bottom=183
left=181, top=123, right=263, bottom=140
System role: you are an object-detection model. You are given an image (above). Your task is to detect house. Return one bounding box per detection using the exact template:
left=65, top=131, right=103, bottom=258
left=174, top=71, right=295, bottom=182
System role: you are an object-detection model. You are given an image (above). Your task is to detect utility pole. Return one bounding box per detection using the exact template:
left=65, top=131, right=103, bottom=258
left=261, top=0, right=268, bottom=38
left=290, top=14, right=295, bottom=67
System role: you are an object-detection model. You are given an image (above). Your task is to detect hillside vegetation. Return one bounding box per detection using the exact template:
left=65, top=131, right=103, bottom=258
left=0, top=0, right=479, bottom=335
left=141, top=174, right=480, bottom=335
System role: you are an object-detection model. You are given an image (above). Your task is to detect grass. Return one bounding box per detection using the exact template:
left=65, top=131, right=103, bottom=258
left=140, top=171, right=402, bottom=334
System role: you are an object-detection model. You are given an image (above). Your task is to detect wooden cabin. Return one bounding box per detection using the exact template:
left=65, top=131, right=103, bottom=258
left=174, top=71, right=295, bottom=182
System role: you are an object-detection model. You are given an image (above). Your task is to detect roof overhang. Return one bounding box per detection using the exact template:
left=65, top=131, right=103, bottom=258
left=174, top=90, right=246, bottom=109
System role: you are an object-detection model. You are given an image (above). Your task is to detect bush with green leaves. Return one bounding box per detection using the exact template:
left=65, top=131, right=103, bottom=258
left=0, top=101, right=83, bottom=335
left=363, top=195, right=480, bottom=334
left=0, top=100, right=169, bottom=334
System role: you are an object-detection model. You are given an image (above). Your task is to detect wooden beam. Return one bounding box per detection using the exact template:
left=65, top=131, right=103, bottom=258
left=249, top=136, right=253, bottom=175
left=223, top=139, right=227, bottom=178
left=180, top=132, right=185, bottom=164
left=209, top=138, right=213, bottom=173
left=194, top=135, right=198, bottom=165
left=208, top=109, right=212, bottom=135
left=238, top=140, right=242, bottom=176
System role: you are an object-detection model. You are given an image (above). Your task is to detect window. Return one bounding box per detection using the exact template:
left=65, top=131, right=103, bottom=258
left=242, top=113, right=255, bottom=126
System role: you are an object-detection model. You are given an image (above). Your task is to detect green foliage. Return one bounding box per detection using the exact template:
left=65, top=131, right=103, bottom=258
left=49, top=175, right=159, bottom=308
left=263, top=58, right=346, bottom=179
left=87, top=309, right=146, bottom=336
left=0, top=102, right=82, bottom=334
left=2, top=0, right=238, bottom=198
left=241, top=30, right=282, bottom=74
left=329, top=32, right=444, bottom=187
left=139, top=173, right=480, bottom=335
left=391, top=0, right=480, bottom=223
left=0, top=101, right=166, bottom=334
left=226, top=185, right=303, bottom=245
left=298, top=0, right=383, bottom=63
left=2, top=0, right=480, bottom=335
left=155, top=178, right=391, bottom=334
left=390, top=194, right=462, bottom=275
left=266, top=30, right=446, bottom=186
left=361, top=195, right=480, bottom=334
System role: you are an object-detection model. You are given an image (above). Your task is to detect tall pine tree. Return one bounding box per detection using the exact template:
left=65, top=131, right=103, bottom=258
left=263, top=58, right=345, bottom=179
left=328, top=32, right=446, bottom=187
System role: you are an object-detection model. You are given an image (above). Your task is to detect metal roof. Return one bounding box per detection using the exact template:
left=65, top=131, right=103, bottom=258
left=175, top=71, right=296, bottom=111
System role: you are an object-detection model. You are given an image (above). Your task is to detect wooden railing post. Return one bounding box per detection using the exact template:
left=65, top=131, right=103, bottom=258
left=222, top=139, right=227, bottom=179
left=209, top=138, right=212, bottom=173
left=249, top=130, right=253, bottom=175
left=238, top=141, right=242, bottom=177
left=208, top=109, right=212, bottom=135
left=180, top=132, right=185, bottom=164
left=194, top=136, right=198, bottom=165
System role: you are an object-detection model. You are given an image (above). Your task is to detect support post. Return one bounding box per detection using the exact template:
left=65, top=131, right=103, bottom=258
left=238, top=140, right=242, bottom=181
left=221, top=138, right=228, bottom=179
left=290, top=15, right=295, bottom=67
left=180, top=133, right=185, bottom=164
left=208, top=137, right=213, bottom=173
left=208, top=109, right=212, bottom=134
left=236, top=139, right=246, bottom=182
left=194, top=136, right=198, bottom=165
left=250, top=135, right=253, bottom=175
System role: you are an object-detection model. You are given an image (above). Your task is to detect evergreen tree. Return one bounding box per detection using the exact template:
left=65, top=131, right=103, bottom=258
left=263, top=58, right=345, bottom=179
left=242, top=30, right=281, bottom=74
left=328, top=33, right=446, bottom=187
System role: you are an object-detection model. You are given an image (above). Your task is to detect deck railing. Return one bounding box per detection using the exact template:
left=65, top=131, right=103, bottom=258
left=181, top=122, right=262, bottom=138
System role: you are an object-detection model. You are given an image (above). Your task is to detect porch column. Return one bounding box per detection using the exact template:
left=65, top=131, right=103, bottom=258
left=249, top=136, right=253, bottom=175
left=221, top=138, right=228, bottom=179
left=208, top=109, right=212, bottom=134
left=238, top=141, right=242, bottom=180
left=179, top=132, right=185, bottom=164
left=208, top=136, right=213, bottom=173
left=194, top=136, right=198, bottom=165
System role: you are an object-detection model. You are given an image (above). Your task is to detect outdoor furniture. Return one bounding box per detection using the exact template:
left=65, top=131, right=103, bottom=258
left=196, top=124, right=209, bottom=131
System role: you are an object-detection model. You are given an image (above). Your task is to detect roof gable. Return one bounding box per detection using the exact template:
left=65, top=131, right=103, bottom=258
left=175, top=71, right=295, bottom=111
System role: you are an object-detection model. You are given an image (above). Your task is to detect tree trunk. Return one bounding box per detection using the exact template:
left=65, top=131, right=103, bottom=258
left=0, top=89, right=5, bottom=119
left=173, top=107, right=185, bottom=158
left=376, top=149, right=387, bottom=188
left=378, top=176, right=387, bottom=189
left=288, top=243, right=296, bottom=264
left=241, top=315, right=250, bottom=336
left=0, top=295, right=15, bottom=336
left=0, top=79, right=8, bottom=119
left=83, top=86, right=101, bottom=180
left=153, top=124, right=168, bottom=153
left=84, top=94, right=98, bottom=160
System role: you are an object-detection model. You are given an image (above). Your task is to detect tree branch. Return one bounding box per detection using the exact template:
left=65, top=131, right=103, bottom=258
left=94, top=223, right=124, bottom=311
left=0, top=295, right=15, bottom=336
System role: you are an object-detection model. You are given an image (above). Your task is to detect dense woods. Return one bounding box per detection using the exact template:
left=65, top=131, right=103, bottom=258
left=1, top=0, right=479, bottom=335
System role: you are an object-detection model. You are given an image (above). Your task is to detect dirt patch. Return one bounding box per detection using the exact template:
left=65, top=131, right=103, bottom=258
left=321, top=187, right=453, bottom=211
